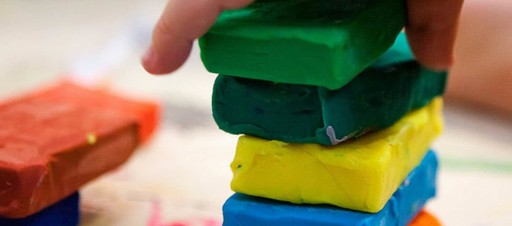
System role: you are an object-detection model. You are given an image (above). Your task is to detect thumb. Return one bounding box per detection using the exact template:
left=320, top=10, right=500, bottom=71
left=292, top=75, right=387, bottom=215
left=405, top=0, right=464, bottom=71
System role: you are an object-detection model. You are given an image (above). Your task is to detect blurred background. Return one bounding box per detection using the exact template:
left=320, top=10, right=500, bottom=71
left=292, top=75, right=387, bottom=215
left=1, top=0, right=511, bottom=225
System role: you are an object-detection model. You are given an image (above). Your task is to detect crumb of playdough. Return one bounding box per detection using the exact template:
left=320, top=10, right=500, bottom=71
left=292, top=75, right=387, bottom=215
left=86, top=132, right=97, bottom=145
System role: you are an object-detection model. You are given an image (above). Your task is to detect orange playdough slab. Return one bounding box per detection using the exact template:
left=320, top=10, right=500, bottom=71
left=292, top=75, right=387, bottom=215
left=409, top=210, right=441, bottom=226
left=0, top=82, right=158, bottom=218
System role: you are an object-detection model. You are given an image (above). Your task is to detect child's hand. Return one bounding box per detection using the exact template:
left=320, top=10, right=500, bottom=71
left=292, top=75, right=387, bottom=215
left=142, top=0, right=464, bottom=75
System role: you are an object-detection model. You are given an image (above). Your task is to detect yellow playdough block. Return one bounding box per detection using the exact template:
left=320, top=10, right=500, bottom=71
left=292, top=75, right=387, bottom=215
left=230, top=98, right=443, bottom=213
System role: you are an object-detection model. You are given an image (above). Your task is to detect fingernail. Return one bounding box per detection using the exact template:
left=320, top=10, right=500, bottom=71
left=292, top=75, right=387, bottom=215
left=424, top=60, right=452, bottom=72
left=429, top=56, right=453, bottom=72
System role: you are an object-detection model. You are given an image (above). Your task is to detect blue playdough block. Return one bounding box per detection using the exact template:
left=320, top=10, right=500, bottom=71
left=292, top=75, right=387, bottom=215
left=0, top=193, right=80, bottom=226
left=223, top=151, right=438, bottom=226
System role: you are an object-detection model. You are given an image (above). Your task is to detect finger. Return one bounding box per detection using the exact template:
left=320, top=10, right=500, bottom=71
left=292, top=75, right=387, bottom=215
left=142, top=0, right=255, bottom=75
left=405, top=0, right=464, bottom=71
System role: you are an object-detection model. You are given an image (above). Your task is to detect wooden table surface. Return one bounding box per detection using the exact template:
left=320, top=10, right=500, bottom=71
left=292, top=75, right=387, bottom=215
left=1, top=1, right=511, bottom=225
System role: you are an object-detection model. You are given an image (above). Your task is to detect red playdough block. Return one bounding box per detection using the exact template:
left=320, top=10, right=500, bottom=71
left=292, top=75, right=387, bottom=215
left=0, top=82, right=159, bottom=218
left=409, top=210, right=441, bottom=226
left=45, top=82, right=160, bottom=143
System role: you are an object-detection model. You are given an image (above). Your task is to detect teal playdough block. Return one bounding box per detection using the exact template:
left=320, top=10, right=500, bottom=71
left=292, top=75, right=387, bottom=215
left=212, top=34, right=447, bottom=145
left=199, top=0, right=406, bottom=90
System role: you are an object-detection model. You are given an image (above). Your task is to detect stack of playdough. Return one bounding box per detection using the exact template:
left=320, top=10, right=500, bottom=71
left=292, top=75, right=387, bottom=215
left=200, top=0, right=448, bottom=225
left=0, top=82, right=159, bottom=226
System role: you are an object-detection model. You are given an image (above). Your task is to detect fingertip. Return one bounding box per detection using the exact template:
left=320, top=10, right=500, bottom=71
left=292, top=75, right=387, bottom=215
left=141, top=47, right=160, bottom=74
left=406, top=28, right=456, bottom=71
left=141, top=44, right=191, bottom=75
left=142, top=47, right=170, bottom=75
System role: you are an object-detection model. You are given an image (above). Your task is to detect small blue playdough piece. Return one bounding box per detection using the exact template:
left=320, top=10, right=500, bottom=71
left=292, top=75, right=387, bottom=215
left=223, top=151, right=438, bottom=226
left=0, top=193, right=80, bottom=226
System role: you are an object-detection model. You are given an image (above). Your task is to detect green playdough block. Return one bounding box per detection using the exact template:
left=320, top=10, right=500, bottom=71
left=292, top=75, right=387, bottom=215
left=247, top=0, right=378, bottom=21
left=200, top=0, right=406, bottom=90
left=212, top=34, right=448, bottom=145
